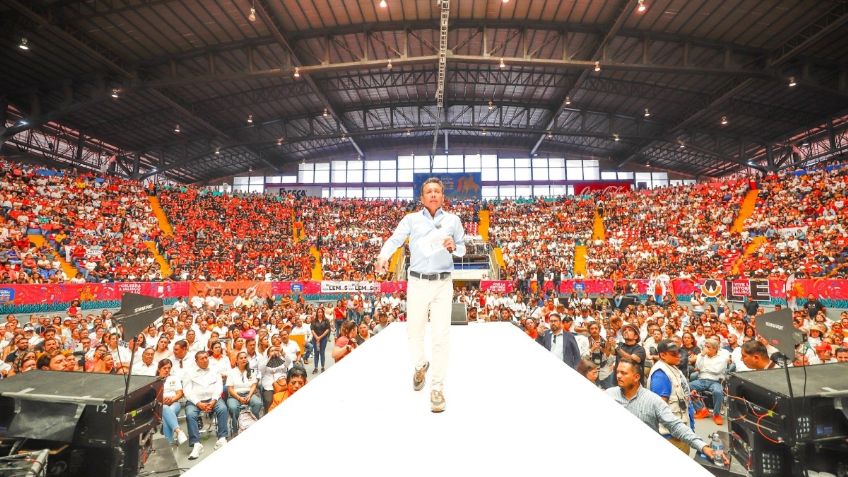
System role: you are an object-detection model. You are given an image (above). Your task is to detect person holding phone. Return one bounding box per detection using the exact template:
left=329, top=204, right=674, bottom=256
left=332, top=320, right=357, bottom=363
left=375, top=177, right=466, bottom=413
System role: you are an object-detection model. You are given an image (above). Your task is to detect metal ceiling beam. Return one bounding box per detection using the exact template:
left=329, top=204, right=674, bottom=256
left=530, top=0, right=637, bottom=157
left=253, top=0, right=363, bottom=159
left=93, top=18, right=769, bottom=69
left=432, top=0, right=451, bottom=153
left=617, top=2, right=848, bottom=170
left=2, top=0, right=258, bottom=172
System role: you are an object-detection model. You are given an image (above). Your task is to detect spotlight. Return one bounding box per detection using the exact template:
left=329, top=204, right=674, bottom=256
left=111, top=88, right=120, bottom=99
left=637, top=0, right=647, bottom=13
left=646, top=161, right=651, bottom=167
left=482, top=129, right=488, bottom=136
left=644, top=108, right=650, bottom=118
left=387, top=58, right=392, bottom=69
left=277, top=137, right=284, bottom=146
left=174, top=124, right=181, bottom=133
left=488, top=100, right=494, bottom=111
left=248, top=165, right=253, bottom=172
left=546, top=131, right=553, bottom=139
left=502, top=0, right=509, bottom=3
left=323, top=108, right=329, bottom=117
left=379, top=0, right=387, bottom=7
left=405, top=129, right=411, bottom=136
left=565, top=96, right=571, bottom=105
left=293, top=67, right=300, bottom=78
left=594, top=61, right=601, bottom=72
left=247, top=114, right=253, bottom=124
left=613, top=133, right=620, bottom=142
left=788, top=76, right=797, bottom=87
left=215, top=147, right=220, bottom=155
left=720, top=115, right=728, bottom=126
left=499, top=57, right=506, bottom=68
left=18, top=37, right=29, bottom=50
left=248, top=7, right=256, bottom=22
left=678, top=141, right=685, bottom=149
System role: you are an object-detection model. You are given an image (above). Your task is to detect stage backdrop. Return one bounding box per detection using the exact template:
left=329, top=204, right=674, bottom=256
left=413, top=173, right=482, bottom=201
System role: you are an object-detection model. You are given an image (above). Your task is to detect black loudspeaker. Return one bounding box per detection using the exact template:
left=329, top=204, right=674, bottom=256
left=0, top=371, right=163, bottom=477
left=451, top=303, right=468, bottom=325
left=727, top=363, right=848, bottom=476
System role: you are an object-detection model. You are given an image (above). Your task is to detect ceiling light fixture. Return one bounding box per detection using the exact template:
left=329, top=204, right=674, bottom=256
left=248, top=165, right=253, bottom=172
left=111, top=88, right=120, bottom=99
left=405, top=129, right=411, bottom=136
left=18, top=38, right=29, bottom=50
left=565, top=96, right=571, bottom=105
left=678, top=140, right=685, bottom=149
left=546, top=131, right=553, bottom=139
left=502, top=0, right=509, bottom=3
left=637, top=0, right=647, bottom=13
left=387, top=58, right=392, bottom=69
left=247, top=114, right=253, bottom=124
left=594, top=61, right=601, bottom=72
left=215, top=147, right=220, bottom=155
left=720, top=115, right=728, bottom=126
left=613, top=133, right=620, bottom=142
left=488, top=100, right=494, bottom=111
left=379, top=0, right=388, bottom=7
left=323, top=108, right=329, bottom=117
left=644, top=108, right=650, bottom=118
left=788, top=76, right=797, bottom=87
left=174, top=124, right=180, bottom=133
left=277, top=137, right=284, bottom=146
left=248, top=7, right=256, bottom=22
left=293, top=67, right=300, bottom=79
left=482, top=129, right=488, bottom=136
left=499, top=57, right=506, bottom=68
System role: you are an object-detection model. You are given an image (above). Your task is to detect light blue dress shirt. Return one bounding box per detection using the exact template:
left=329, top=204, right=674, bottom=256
left=378, top=208, right=466, bottom=274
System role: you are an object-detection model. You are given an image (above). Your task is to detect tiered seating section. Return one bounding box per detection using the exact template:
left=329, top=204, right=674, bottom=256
left=2, top=157, right=847, bottom=284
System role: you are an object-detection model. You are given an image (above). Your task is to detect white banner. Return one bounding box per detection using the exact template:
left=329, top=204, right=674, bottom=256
left=320, top=281, right=380, bottom=294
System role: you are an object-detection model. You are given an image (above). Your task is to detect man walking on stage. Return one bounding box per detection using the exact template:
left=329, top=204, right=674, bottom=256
left=376, top=177, right=465, bottom=413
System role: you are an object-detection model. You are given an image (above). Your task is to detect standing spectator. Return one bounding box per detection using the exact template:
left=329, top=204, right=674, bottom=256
left=535, top=312, right=581, bottom=369
left=311, top=308, right=331, bottom=374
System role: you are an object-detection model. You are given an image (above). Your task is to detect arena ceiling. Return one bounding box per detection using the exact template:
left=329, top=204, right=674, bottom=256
left=1, top=0, right=848, bottom=183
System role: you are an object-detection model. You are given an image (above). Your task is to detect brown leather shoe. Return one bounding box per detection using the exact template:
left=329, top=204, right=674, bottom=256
left=413, top=362, right=429, bottom=391
left=430, top=389, right=445, bottom=413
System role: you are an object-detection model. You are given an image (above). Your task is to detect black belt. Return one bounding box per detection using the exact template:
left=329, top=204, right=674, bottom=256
left=409, top=271, right=451, bottom=281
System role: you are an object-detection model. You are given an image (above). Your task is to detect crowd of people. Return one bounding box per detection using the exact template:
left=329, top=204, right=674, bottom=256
left=586, top=179, right=749, bottom=280
left=157, top=187, right=314, bottom=281
left=489, top=196, right=595, bottom=284
left=2, top=158, right=848, bottom=285
left=737, top=166, right=848, bottom=278
left=0, top=290, right=407, bottom=458
left=1, top=159, right=161, bottom=283
left=301, top=198, right=410, bottom=280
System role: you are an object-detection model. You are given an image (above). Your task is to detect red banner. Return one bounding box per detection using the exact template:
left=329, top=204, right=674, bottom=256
left=573, top=181, right=633, bottom=195
left=480, top=280, right=514, bottom=293
left=189, top=281, right=273, bottom=305
left=0, top=282, right=189, bottom=306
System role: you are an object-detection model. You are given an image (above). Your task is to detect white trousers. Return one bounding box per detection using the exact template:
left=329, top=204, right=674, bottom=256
left=406, top=275, right=452, bottom=391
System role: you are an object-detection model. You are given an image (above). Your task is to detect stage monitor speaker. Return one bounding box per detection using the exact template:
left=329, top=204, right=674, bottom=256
left=451, top=303, right=468, bottom=325
left=727, top=363, right=848, bottom=477
left=0, top=371, right=163, bottom=477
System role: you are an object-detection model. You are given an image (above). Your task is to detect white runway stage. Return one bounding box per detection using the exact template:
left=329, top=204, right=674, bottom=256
left=185, top=323, right=711, bottom=477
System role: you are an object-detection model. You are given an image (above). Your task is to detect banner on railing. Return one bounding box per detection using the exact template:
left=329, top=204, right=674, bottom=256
left=573, top=181, right=633, bottom=195
left=320, top=281, right=381, bottom=294
left=2, top=278, right=848, bottom=314
left=189, top=281, right=273, bottom=305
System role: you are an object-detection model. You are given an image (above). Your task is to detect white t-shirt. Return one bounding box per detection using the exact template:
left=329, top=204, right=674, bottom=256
left=227, top=367, right=257, bottom=394
left=163, top=375, right=183, bottom=400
